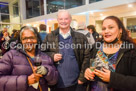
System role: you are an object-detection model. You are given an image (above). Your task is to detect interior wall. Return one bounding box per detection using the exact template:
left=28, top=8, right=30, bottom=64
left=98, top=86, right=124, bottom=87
left=89, top=16, right=96, bottom=25
left=127, top=18, right=136, bottom=26
left=9, top=0, right=21, bottom=24
left=72, top=15, right=86, bottom=24
left=96, top=20, right=102, bottom=33
left=9, top=0, right=21, bottom=33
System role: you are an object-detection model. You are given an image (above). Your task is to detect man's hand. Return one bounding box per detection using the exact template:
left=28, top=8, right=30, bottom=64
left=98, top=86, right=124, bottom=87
left=54, top=53, right=62, bottom=62
left=78, top=80, right=84, bottom=84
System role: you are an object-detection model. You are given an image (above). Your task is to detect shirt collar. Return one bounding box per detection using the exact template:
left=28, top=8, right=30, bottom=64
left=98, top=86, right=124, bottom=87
left=59, top=29, right=71, bottom=39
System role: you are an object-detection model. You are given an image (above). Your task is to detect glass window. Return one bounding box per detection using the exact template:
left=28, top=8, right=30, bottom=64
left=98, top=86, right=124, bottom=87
left=47, top=0, right=84, bottom=14
left=0, top=4, right=9, bottom=14
left=13, top=2, right=19, bottom=17
left=0, top=2, right=9, bottom=23
left=89, top=0, right=102, bottom=3
left=33, top=0, right=40, bottom=8
left=33, top=8, right=40, bottom=17
left=65, top=0, right=84, bottom=9
left=26, top=0, right=44, bottom=19
left=1, top=14, right=10, bottom=22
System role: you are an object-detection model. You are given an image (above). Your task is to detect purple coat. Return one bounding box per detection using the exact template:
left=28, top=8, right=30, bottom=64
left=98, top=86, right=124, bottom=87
left=0, top=49, right=58, bottom=91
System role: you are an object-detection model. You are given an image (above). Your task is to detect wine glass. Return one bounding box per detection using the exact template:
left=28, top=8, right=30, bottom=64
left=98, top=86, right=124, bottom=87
left=34, top=55, right=42, bottom=67
left=56, top=51, right=63, bottom=64
left=89, top=58, right=97, bottom=81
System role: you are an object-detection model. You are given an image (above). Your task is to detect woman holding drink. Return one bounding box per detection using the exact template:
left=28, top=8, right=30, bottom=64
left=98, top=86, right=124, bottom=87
left=84, top=16, right=136, bottom=91
left=0, top=26, right=58, bottom=91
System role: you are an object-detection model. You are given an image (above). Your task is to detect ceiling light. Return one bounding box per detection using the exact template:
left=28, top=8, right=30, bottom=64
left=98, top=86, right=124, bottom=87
left=100, top=13, right=103, bottom=16
left=26, top=24, right=31, bottom=26
left=128, top=4, right=133, bottom=7
left=34, top=24, right=37, bottom=27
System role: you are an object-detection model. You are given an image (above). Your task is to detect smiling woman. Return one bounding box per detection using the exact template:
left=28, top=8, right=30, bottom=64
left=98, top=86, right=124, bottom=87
left=0, top=26, right=58, bottom=91
left=83, top=16, right=136, bottom=91
left=20, top=27, right=38, bottom=56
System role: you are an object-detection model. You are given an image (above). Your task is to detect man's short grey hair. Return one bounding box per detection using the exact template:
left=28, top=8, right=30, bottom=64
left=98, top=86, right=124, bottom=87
left=20, top=26, right=37, bottom=40
left=57, top=9, right=72, bottom=19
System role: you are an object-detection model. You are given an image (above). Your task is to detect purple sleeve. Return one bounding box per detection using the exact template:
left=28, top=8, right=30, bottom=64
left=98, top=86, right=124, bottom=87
left=0, top=52, right=28, bottom=91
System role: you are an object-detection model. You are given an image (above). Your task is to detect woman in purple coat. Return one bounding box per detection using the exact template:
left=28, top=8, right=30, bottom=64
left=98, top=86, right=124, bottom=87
left=0, top=26, right=58, bottom=91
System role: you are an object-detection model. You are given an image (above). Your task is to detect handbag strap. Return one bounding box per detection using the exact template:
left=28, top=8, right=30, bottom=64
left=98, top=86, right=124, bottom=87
left=27, top=57, right=35, bottom=73
left=26, top=57, right=42, bottom=91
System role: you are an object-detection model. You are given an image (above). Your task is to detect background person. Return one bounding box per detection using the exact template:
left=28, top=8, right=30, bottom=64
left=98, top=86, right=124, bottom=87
left=39, top=24, right=47, bottom=42
left=0, top=27, right=8, bottom=37
left=0, top=28, right=8, bottom=50
left=11, top=29, right=17, bottom=38
left=84, top=16, right=136, bottom=91
left=76, top=22, right=95, bottom=45
left=0, top=26, right=58, bottom=91
left=87, top=25, right=99, bottom=41
left=0, top=31, right=10, bottom=55
left=44, top=10, right=90, bottom=91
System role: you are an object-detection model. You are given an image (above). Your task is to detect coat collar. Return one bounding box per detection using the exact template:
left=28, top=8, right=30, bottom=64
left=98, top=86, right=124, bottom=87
left=53, top=27, right=75, bottom=37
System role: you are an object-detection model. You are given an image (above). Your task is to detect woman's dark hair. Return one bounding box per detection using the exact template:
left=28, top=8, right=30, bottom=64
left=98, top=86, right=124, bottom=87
left=18, top=26, right=42, bottom=44
left=87, top=25, right=96, bottom=32
left=102, top=16, right=135, bottom=45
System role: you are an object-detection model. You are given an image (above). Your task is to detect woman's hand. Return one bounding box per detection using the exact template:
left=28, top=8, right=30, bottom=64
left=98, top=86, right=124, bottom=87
left=36, top=66, right=48, bottom=75
left=28, top=67, right=42, bottom=85
left=84, top=68, right=95, bottom=80
left=28, top=73, right=43, bottom=85
left=94, top=68, right=111, bottom=82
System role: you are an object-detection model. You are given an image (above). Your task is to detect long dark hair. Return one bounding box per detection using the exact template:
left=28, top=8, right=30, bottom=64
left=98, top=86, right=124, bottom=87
left=102, top=16, right=135, bottom=45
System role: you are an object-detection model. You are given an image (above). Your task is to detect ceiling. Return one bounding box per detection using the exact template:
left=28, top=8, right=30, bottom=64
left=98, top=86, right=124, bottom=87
left=1, top=0, right=136, bottom=18
left=74, top=2, right=136, bottom=19
left=0, top=0, right=11, bottom=3
left=94, top=3, right=136, bottom=16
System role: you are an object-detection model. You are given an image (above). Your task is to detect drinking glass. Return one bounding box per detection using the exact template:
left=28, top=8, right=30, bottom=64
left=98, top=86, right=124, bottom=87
left=56, top=51, right=63, bottom=64
left=34, top=55, right=42, bottom=66
left=89, top=58, right=97, bottom=81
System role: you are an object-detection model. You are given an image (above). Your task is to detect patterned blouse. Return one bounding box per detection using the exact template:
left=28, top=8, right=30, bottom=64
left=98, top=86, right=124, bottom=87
left=90, top=44, right=119, bottom=91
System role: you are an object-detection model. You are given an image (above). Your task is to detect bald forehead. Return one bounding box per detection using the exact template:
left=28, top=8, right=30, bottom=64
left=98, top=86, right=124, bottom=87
left=57, top=10, right=71, bottom=19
